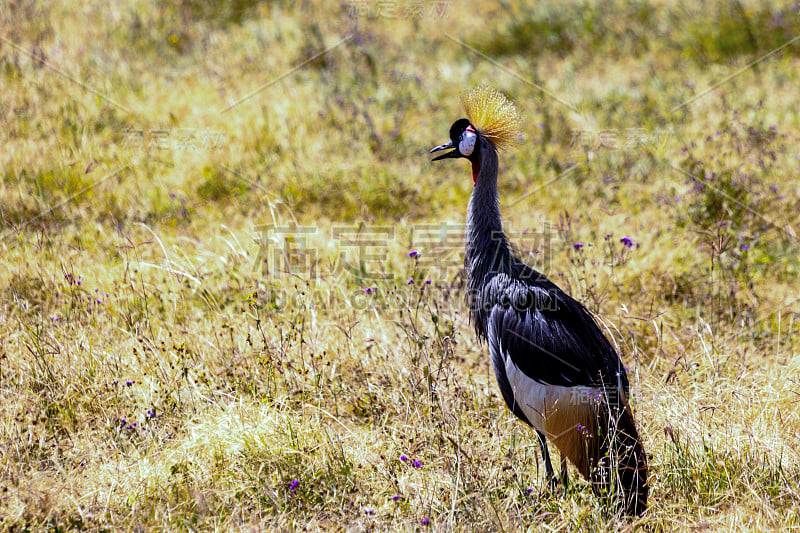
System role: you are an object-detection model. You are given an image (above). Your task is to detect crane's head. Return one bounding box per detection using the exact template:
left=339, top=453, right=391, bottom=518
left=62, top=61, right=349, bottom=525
left=429, top=87, right=521, bottom=183
left=429, top=118, right=478, bottom=162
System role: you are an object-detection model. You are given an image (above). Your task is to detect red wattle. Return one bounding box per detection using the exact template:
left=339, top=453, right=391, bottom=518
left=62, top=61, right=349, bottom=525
left=472, top=161, right=480, bottom=186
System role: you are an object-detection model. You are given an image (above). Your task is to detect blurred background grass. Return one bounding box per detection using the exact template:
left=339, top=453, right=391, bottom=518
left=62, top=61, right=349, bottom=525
left=1, top=0, right=799, bottom=530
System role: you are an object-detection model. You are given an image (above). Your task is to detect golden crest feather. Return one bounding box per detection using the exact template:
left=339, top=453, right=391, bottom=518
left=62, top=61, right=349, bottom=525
left=460, top=87, right=521, bottom=151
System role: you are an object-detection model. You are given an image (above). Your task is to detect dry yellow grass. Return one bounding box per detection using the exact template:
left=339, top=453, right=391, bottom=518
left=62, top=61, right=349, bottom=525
left=1, top=0, right=799, bottom=530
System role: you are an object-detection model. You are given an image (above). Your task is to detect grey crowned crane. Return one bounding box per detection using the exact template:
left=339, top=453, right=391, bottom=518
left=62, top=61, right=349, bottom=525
left=430, top=87, right=648, bottom=516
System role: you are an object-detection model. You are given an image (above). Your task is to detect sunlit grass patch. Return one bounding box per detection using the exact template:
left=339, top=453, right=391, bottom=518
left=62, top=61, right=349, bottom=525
left=2, top=0, right=800, bottom=530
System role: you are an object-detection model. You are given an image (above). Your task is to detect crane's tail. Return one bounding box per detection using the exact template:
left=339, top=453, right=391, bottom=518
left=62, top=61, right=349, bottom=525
left=593, top=405, right=649, bottom=517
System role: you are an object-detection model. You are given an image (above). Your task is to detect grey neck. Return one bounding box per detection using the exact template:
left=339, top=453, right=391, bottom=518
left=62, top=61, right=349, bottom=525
left=464, top=140, right=511, bottom=297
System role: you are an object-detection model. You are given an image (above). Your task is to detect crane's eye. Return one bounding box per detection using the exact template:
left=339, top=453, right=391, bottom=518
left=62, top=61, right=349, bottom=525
left=459, top=129, right=477, bottom=156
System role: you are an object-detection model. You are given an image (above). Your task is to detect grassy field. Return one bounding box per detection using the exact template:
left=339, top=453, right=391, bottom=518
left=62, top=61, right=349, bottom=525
left=2, top=0, right=800, bottom=530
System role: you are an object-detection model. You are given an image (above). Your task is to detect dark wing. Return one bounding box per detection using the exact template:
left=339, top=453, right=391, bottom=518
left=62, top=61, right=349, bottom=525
left=484, top=271, right=629, bottom=394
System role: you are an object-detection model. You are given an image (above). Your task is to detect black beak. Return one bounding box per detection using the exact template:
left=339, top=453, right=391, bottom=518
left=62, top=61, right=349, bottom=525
left=430, top=140, right=460, bottom=161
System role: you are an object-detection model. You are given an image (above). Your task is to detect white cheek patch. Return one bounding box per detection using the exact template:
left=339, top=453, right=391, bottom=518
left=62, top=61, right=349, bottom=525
left=459, top=130, right=477, bottom=156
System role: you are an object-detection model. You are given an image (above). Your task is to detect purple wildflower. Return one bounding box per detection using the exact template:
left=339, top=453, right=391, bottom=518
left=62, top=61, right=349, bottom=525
left=412, top=460, right=422, bottom=468
left=408, top=250, right=419, bottom=258
left=126, top=380, right=134, bottom=387
left=365, top=287, right=372, bottom=295
left=620, top=237, right=634, bottom=248
left=407, top=278, right=414, bottom=285
left=289, top=479, right=299, bottom=491
left=365, top=509, right=375, bottom=515
left=421, top=519, right=430, bottom=525
left=523, top=488, right=534, bottom=495
left=741, top=244, right=750, bottom=251
left=425, top=279, right=431, bottom=285
left=392, top=495, right=400, bottom=501
left=400, top=454, right=408, bottom=462
left=573, top=242, right=584, bottom=251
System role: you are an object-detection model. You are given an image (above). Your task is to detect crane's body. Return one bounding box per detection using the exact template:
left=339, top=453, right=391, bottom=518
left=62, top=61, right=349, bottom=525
left=431, top=88, right=648, bottom=516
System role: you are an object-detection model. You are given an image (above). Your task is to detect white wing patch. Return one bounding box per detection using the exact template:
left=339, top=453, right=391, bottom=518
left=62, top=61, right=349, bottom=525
left=503, top=348, right=601, bottom=439
left=486, top=315, right=612, bottom=479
